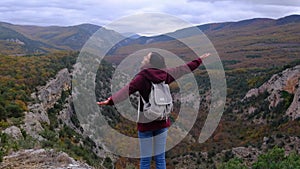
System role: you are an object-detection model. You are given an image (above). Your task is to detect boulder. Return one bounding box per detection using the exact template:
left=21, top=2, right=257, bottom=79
left=2, top=126, right=23, bottom=140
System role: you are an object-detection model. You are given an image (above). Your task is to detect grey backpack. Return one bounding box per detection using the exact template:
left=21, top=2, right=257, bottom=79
left=138, top=82, right=173, bottom=122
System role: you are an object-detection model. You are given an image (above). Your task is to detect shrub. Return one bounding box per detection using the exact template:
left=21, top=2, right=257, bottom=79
left=0, top=120, right=9, bottom=128
left=218, top=157, right=247, bottom=169
left=218, top=147, right=300, bottom=169
left=6, top=103, right=23, bottom=118
left=0, top=148, right=4, bottom=162
left=103, top=157, right=113, bottom=169
left=40, top=129, right=58, bottom=142
left=252, top=147, right=300, bottom=169
left=0, top=105, right=8, bottom=120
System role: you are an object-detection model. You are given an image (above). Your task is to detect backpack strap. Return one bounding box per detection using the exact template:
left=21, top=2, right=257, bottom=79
left=137, top=94, right=140, bottom=122
left=137, top=91, right=148, bottom=122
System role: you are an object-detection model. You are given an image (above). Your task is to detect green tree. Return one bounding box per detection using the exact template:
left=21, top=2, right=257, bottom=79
left=218, top=157, right=248, bottom=169
left=253, top=147, right=300, bottom=169
left=0, top=105, right=7, bottom=120
left=5, top=103, right=23, bottom=118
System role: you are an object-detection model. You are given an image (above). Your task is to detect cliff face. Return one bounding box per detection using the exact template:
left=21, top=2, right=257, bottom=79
left=243, top=65, right=300, bottom=123
left=1, top=68, right=72, bottom=141
left=286, top=81, right=300, bottom=120
left=1, top=68, right=110, bottom=169
left=22, top=68, right=72, bottom=140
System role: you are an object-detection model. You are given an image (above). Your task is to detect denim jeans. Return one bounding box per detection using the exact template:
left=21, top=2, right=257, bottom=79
left=138, top=128, right=168, bottom=169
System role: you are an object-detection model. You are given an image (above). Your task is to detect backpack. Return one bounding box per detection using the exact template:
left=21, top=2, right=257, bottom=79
left=138, top=81, right=173, bottom=122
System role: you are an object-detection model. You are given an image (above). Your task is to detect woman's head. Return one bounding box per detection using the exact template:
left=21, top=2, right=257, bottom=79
left=141, top=52, right=166, bottom=69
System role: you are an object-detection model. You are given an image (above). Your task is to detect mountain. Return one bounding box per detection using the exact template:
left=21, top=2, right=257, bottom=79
left=107, top=14, right=300, bottom=69
left=0, top=23, right=58, bottom=54
left=276, top=14, right=300, bottom=25
left=9, top=23, right=101, bottom=50
left=1, top=14, right=299, bottom=60
left=0, top=22, right=122, bottom=55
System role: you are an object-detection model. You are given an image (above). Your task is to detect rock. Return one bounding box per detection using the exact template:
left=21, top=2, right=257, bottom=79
left=2, top=126, right=23, bottom=140
left=57, top=96, right=79, bottom=130
left=244, top=65, right=300, bottom=102
left=22, top=68, right=72, bottom=140
left=27, top=103, right=49, bottom=124
left=244, top=88, right=259, bottom=99
left=247, top=106, right=256, bottom=115
left=37, top=68, right=71, bottom=109
left=56, top=152, right=74, bottom=164
left=21, top=112, right=45, bottom=141
left=285, top=136, right=300, bottom=155
left=243, top=65, right=300, bottom=123
left=286, top=80, right=300, bottom=120
left=263, top=136, right=269, bottom=143
left=232, top=146, right=261, bottom=163
left=267, top=90, right=282, bottom=109
left=0, top=149, right=94, bottom=169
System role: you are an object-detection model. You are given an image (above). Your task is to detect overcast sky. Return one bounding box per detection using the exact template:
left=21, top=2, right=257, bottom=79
left=0, top=0, right=299, bottom=35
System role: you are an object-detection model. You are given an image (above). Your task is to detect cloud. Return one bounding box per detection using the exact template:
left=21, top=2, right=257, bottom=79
left=0, top=0, right=91, bottom=25
left=164, top=0, right=300, bottom=24
left=104, top=13, right=194, bottom=36
left=0, top=0, right=299, bottom=27
left=187, top=0, right=300, bottom=7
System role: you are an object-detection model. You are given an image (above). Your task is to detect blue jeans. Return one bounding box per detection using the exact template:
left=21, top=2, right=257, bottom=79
left=138, top=128, right=168, bottom=169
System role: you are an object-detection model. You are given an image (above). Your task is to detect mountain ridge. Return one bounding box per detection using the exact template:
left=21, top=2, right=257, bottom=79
left=0, top=14, right=299, bottom=56
left=104, top=14, right=300, bottom=70
left=0, top=22, right=116, bottom=54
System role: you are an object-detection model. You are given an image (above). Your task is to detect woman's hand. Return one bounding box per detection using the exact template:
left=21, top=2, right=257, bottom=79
left=199, top=53, right=211, bottom=60
left=97, top=97, right=111, bottom=106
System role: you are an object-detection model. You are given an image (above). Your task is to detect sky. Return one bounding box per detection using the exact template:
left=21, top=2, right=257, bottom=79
left=0, top=0, right=299, bottom=35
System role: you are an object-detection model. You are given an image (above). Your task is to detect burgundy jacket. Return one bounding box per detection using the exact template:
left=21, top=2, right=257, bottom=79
left=107, top=57, right=203, bottom=131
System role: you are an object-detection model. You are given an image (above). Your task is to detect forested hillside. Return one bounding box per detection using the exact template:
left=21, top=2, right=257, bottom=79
left=0, top=51, right=76, bottom=121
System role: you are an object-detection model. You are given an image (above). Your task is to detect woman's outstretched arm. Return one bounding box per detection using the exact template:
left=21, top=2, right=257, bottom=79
left=165, top=53, right=210, bottom=83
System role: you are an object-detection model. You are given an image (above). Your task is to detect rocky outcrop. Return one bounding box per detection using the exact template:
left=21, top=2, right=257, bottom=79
left=15, top=67, right=113, bottom=168
left=0, top=149, right=94, bottom=169
left=32, top=68, right=71, bottom=110
left=243, top=65, right=300, bottom=121
left=22, top=112, right=45, bottom=141
left=244, top=65, right=300, bottom=101
left=22, top=68, right=71, bottom=140
left=261, top=135, right=300, bottom=155
left=231, top=146, right=261, bottom=162
left=6, top=38, right=25, bottom=45
left=286, top=80, right=300, bottom=119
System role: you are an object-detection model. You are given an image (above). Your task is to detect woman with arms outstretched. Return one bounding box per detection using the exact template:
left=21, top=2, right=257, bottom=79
left=97, top=52, right=210, bottom=169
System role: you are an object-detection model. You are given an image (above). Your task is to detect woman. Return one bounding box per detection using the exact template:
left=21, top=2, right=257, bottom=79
left=97, top=52, right=210, bottom=169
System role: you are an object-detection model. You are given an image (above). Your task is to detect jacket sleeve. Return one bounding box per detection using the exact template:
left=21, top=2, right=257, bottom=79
left=107, top=74, right=144, bottom=105
left=165, top=58, right=202, bottom=84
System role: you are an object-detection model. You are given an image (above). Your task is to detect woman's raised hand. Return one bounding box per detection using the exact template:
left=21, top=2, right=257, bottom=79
left=199, top=53, right=211, bottom=60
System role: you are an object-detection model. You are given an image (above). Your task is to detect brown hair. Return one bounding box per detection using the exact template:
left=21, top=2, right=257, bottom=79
left=149, top=52, right=166, bottom=69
